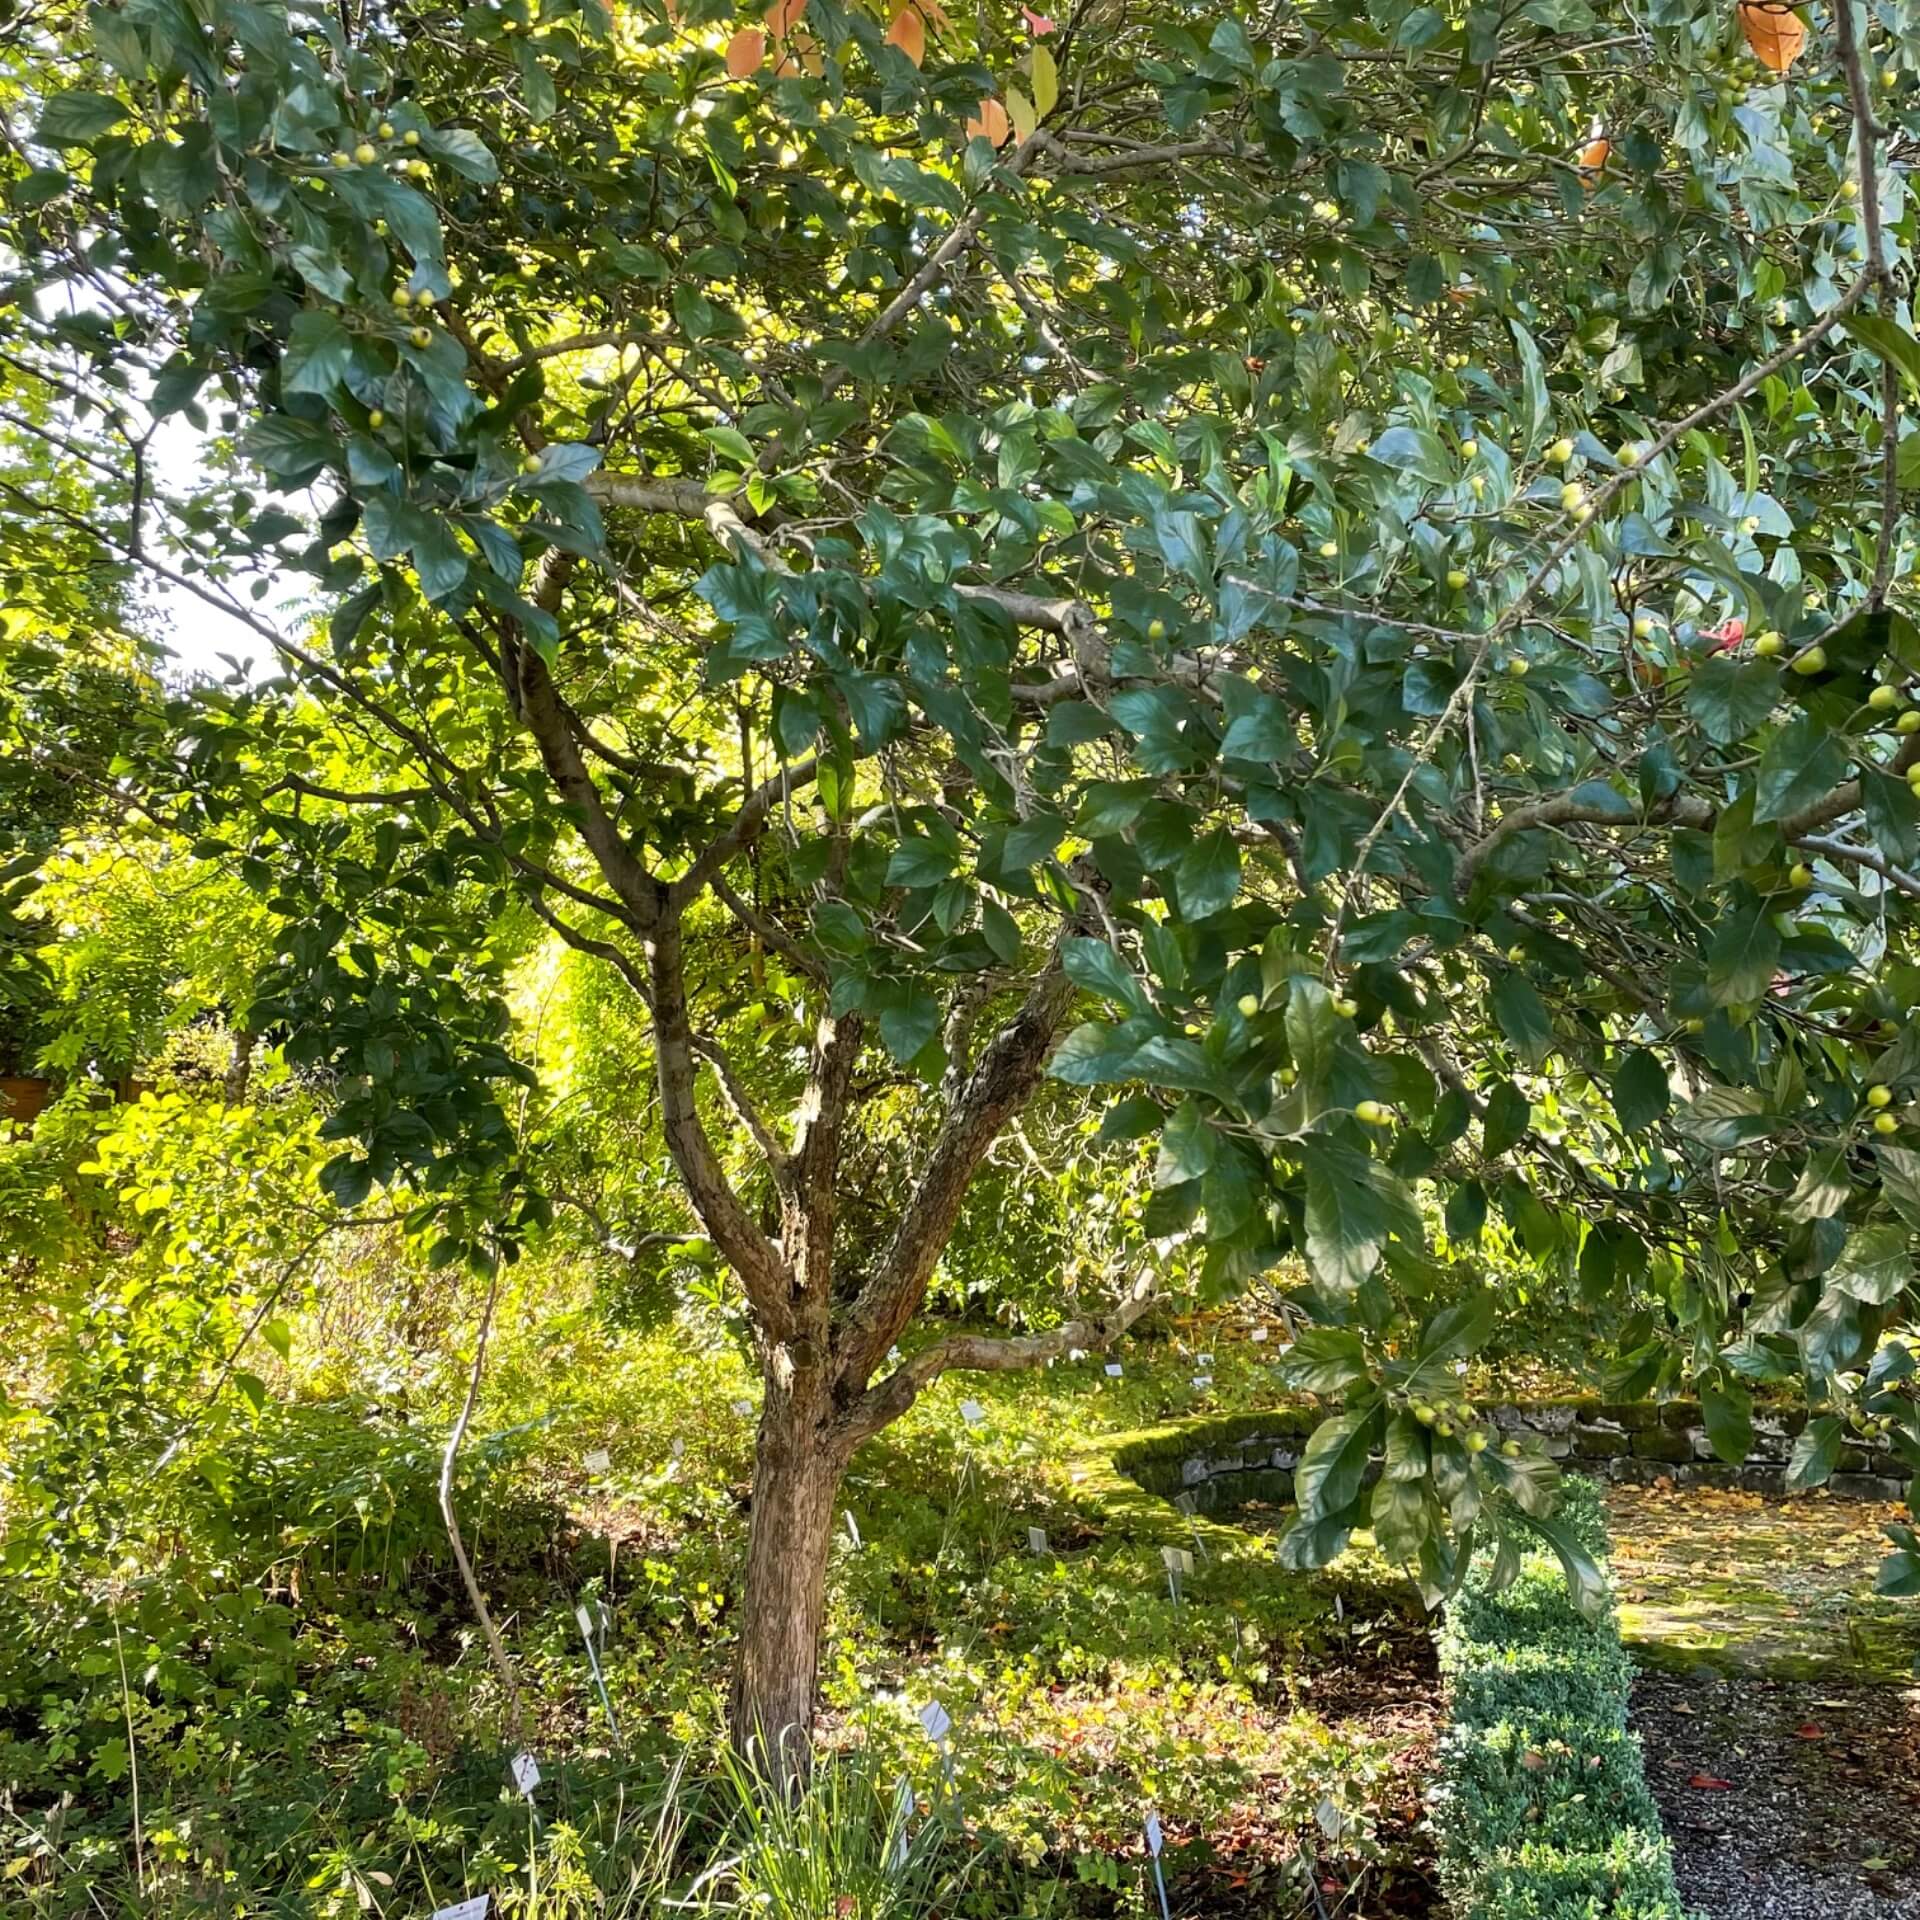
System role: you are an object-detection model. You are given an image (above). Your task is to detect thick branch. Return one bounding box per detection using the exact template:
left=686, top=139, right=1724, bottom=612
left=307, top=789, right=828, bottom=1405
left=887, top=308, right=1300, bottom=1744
left=511, top=642, right=663, bottom=931
left=835, top=1270, right=1159, bottom=1446
left=1454, top=790, right=1712, bottom=892
left=647, top=920, right=795, bottom=1335
left=833, top=955, right=1079, bottom=1392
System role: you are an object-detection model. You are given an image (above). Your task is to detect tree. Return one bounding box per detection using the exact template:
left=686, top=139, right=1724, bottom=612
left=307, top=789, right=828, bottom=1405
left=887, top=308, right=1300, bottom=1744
left=8, top=0, right=1920, bottom=1776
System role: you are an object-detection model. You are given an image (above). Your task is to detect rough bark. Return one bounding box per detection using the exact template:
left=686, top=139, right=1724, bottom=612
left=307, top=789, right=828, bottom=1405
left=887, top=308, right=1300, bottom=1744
left=728, top=1372, right=844, bottom=1788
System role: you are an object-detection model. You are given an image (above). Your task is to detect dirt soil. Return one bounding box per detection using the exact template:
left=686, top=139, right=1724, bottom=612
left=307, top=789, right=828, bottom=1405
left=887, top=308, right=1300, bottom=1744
left=1607, top=1482, right=1920, bottom=1919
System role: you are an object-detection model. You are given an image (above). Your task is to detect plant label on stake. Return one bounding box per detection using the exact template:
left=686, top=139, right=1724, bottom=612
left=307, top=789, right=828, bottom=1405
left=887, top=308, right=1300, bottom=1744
left=509, top=1751, right=541, bottom=1799
left=1191, top=1374, right=1212, bottom=1390
left=844, top=1509, right=861, bottom=1549
left=1104, top=1362, right=1124, bottom=1378
left=1027, top=1526, right=1048, bottom=1555
left=583, top=1448, right=610, bottom=1475
left=959, top=1399, right=985, bottom=1427
left=432, top=1897, right=491, bottom=1920
left=732, top=1399, right=753, bottom=1417
left=1161, top=1544, right=1192, bottom=1604
left=1250, top=1326, right=1269, bottom=1343
left=917, top=1699, right=955, bottom=1782
left=1172, top=1493, right=1208, bottom=1562
left=1144, top=1812, right=1171, bottom=1920
left=573, top=1602, right=622, bottom=1745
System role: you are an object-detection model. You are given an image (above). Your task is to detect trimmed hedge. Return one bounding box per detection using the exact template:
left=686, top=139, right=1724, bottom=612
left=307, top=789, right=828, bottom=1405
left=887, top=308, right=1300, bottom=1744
left=1433, top=1479, right=1696, bottom=1920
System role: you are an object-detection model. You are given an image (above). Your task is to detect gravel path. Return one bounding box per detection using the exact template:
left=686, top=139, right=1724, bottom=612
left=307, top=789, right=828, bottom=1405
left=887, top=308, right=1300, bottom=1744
left=1632, top=1667, right=1920, bottom=1919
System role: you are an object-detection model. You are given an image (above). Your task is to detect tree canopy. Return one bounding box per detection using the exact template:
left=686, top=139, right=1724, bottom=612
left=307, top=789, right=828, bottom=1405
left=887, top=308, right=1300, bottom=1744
left=7, top=0, right=1920, bottom=1752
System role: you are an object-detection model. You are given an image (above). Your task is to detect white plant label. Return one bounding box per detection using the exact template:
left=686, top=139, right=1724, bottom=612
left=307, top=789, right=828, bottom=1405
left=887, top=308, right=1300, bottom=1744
left=1144, top=1812, right=1164, bottom=1857
left=1104, top=1362, right=1124, bottom=1377
left=432, top=1897, right=491, bottom=1920
left=671, top=1438, right=685, bottom=1459
left=509, top=1751, right=541, bottom=1798
left=959, top=1399, right=985, bottom=1427
left=1161, top=1546, right=1193, bottom=1576
left=1250, top=1326, right=1269, bottom=1343
left=1196, top=1352, right=1213, bottom=1365
left=1068, top=1347, right=1087, bottom=1362
left=583, top=1448, right=611, bottom=1475
left=1192, top=1374, right=1212, bottom=1389
left=1027, top=1526, right=1048, bottom=1554
left=843, top=1509, right=861, bottom=1548
left=917, top=1700, right=951, bottom=1744
left=732, top=1399, right=753, bottom=1417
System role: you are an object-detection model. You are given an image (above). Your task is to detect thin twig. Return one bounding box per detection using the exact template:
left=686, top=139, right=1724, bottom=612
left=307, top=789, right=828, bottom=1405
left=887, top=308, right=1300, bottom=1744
left=439, top=1261, right=531, bottom=1749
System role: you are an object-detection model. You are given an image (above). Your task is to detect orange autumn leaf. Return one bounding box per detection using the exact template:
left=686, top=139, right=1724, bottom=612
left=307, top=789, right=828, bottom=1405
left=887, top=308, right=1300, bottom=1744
left=885, top=3, right=925, bottom=65
left=1738, top=0, right=1806, bottom=73
left=725, top=25, right=765, bottom=73
left=1577, top=136, right=1610, bottom=186
left=965, top=95, right=1011, bottom=146
left=763, top=0, right=805, bottom=36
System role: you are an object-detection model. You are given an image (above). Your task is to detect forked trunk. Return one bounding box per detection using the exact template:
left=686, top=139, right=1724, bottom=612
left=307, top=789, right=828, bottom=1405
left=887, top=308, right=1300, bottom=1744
left=727, top=1384, right=842, bottom=1788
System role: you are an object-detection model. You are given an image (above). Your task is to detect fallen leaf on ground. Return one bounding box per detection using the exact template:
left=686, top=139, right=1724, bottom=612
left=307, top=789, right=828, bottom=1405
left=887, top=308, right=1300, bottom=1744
left=1688, top=1773, right=1733, bottom=1790
left=1795, top=1723, right=1825, bottom=1740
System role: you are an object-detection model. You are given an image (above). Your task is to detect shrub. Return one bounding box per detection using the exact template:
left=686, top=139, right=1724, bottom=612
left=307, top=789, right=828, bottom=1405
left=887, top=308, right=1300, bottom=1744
left=1432, top=1478, right=1694, bottom=1920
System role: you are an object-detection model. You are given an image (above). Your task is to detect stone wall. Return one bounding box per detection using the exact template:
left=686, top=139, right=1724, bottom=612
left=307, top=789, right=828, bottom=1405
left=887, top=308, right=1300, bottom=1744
left=1124, top=1401, right=1914, bottom=1512
left=1494, top=1398, right=1913, bottom=1504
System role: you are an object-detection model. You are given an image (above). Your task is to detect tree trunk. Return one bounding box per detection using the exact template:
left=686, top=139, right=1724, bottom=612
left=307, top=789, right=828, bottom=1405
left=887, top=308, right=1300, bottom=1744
left=728, top=1385, right=842, bottom=1789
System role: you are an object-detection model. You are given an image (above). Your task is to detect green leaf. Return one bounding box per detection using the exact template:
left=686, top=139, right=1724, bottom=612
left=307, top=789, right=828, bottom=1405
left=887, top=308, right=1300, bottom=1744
left=1527, top=1511, right=1608, bottom=1623
left=1415, top=1292, right=1495, bottom=1365
left=1292, top=1405, right=1383, bottom=1519
left=1707, top=899, right=1780, bottom=1005
left=1061, top=937, right=1150, bottom=1015
left=1277, top=1326, right=1370, bottom=1393
left=1154, top=1097, right=1217, bottom=1185
left=885, top=834, right=958, bottom=889
left=1674, top=1083, right=1773, bottom=1148
left=1786, top=1144, right=1850, bottom=1223
left=1048, top=1019, right=1144, bottom=1086
left=1845, top=311, right=1920, bottom=390
left=1174, top=828, right=1240, bottom=917
left=424, top=125, right=500, bottom=182
left=1490, top=971, right=1553, bottom=1066
left=1754, top=715, right=1845, bottom=823
left=1610, top=1048, right=1670, bottom=1133
left=1786, top=1413, right=1843, bottom=1490
left=878, top=986, right=939, bottom=1063
left=1876, top=1143, right=1920, bottom=1232
left=1828, top=1223, right=1912, bottom=1306
left=281, top=310, right=356, bottom=397
left=1299, top=1137, right=1420, bottom=1292
left=1370, top=1477, right=1430, bottom=1565
left=1700, top=1377, right=1753, bottom=1464
left=1480, top=1079, right=1529, bottom=1157
left=1687, top=657, right=1779, bottom=747
left=35, top=89, right=128, bottom=144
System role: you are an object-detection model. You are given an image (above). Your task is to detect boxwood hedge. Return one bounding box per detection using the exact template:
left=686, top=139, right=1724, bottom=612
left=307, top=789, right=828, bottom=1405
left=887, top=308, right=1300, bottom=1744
left=1433, top=1479, right=1696, bottom=1920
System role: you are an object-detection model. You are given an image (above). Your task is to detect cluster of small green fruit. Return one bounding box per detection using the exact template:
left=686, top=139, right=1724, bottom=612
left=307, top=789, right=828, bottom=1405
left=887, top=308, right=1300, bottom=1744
left=1404, top=1396, right=1524, bottom=1456
left=1865, top=1082, right=1906, bottom=1136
